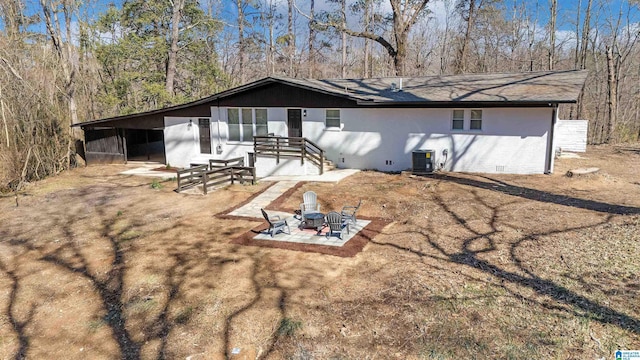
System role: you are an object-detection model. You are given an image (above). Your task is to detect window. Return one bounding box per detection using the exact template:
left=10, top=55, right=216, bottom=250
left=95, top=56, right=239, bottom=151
left=452, top=110, right=464, bottom=130
left=255, top=109, right=268, bottom=136
left=470, top=110, right=482, bottom=130
left=242, top=108, right=253, bottom=142
left=198, top=118, right=211, bottom=154
left=325, top=109, right=341, bottom=129
left=228, top=109, right=240, bottom=141
left=227, top=108, right=269, bottom=142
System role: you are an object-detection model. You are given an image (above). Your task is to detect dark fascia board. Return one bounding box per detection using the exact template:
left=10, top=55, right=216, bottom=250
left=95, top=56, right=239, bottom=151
left=354, top=100, right=577, bottom=107
left=73, top=97, right=216, bottom=128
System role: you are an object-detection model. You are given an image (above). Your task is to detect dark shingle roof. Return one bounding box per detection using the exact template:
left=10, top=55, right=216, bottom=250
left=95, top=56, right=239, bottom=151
left=75, top=70, right=587, bottom=127
left=273, top=70, right=588, bottom=105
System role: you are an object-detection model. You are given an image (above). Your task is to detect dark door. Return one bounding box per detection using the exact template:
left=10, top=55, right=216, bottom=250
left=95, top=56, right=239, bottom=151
left=287, top=109, right=302, bottom=138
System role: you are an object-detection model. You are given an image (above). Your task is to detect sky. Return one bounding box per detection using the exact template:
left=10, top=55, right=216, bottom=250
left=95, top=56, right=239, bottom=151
left=6, top=0, right=639, bottom=45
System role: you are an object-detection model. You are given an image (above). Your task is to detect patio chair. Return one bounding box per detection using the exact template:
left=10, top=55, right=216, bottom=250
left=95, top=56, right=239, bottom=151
left=261, top=209, right=290, bottom=237
left=341, top=199, right=362, bottom=225
left=326, top=211, right=349, bottom=240
left=300, top=191, right=321, bottom=221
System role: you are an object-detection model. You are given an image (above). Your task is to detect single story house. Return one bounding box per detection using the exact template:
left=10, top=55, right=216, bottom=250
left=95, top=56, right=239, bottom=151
left=74, top=70, right=588, bottom=175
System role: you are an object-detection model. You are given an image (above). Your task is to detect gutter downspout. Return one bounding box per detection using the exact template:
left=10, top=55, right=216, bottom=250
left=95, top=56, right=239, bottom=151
left=544, top=104, right=558, bottom=174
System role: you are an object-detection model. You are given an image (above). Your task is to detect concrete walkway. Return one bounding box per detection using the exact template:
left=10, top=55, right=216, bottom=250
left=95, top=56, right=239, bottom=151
left=228, top=181, right=298, bottom=218
left=228, top=169, right=359, bottom=218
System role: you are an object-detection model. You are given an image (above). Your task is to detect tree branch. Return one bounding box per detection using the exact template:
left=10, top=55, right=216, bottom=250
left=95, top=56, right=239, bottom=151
left=293, top=1, right=397, bottom=58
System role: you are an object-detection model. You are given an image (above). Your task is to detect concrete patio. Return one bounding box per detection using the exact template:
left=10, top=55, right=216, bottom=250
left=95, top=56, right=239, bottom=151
left=253, top=214, right=371, bottom=247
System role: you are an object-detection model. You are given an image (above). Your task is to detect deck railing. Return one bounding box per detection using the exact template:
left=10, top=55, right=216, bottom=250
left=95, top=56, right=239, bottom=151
left=176, top=157, right=255, bottom=194
left=253, top=136, right=325, bottom=174
left=201, top=166, right=255, bottom=194
left=176, top=164, right=208, bottom=192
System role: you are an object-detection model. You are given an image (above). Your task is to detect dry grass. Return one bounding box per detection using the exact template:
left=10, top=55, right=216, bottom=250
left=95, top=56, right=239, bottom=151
left=0, top=145, right=639, bottom=359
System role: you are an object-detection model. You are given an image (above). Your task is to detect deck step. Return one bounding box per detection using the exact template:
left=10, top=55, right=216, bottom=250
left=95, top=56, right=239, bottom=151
left=323, top=159, right=336, bottom=172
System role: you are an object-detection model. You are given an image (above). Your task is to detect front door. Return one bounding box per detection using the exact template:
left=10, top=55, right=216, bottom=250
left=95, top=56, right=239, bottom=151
left=287, top=109, right=302, bottom=138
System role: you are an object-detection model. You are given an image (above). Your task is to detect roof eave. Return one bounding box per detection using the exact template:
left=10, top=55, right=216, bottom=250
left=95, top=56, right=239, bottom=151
left=355, top=99, right=578, bottom=107
left=72, top=97, right=215, bottom=128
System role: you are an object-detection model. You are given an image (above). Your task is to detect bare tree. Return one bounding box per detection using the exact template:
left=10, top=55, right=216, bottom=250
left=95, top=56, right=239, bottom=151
left=603, top=1, right=639, bottom=143
left=300, top=0, right=431, bottom=76
left=40, top=0, right=81, bottom=166
left=454, top=0, right=483, bottom=74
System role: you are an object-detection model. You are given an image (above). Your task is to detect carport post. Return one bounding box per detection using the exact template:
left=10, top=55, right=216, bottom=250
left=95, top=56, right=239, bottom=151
left=122, top=129, right=128, bottom=163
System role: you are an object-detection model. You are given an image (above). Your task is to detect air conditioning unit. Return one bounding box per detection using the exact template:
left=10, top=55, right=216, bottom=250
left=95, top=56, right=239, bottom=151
left=412, top=149, right=435, bottom=174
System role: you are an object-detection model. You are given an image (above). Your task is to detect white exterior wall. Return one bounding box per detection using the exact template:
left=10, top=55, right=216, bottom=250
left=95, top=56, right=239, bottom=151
left=301, top=107, right=553, bottom=174
left=164, top=117, right=198, bottom=168
left=165, top=106, right=555, bottom=174
left=554, top=119, right=588, bottom=152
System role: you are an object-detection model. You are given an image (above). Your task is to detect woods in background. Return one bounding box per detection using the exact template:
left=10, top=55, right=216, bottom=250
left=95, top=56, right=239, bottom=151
left=0, top=0, right=639, bottom=191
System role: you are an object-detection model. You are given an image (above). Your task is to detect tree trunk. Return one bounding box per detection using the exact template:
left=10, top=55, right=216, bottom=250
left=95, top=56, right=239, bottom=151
left=548, top=0, right=557, bottom=70
left=606, top=45, right=617, bottom=143
left=287, top=0, right=295, bottom=76
left=308, top=0, right=315, bottom=78
left=574, top=0, right=581, bottom=69
left=579, top=0, right=592, bottom=69
left=440, top=0, right=452, bottom=74
left=166, top=0, right=184, bottom=95
left=0, top=86, right=9, bottom=148
left=341, top=0, right=347, bottom=78
left=394, top=32, right=408, bottom=76
left=455, top=0, right=476, bottom=74
left=237, top=0, right=245, bottom=83
left=363, top=0, right=371, bottom=77
left=269, top=16, right=275, bottom=75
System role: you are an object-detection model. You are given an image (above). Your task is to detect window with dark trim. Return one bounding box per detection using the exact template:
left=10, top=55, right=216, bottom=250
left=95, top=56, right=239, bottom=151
left=325, top=109, right=341, bottom=128
left=228, top=109, right=240, bottom=141
left=242, top=108, right=253, bottom=142
left=452, top=109, right=464, bottom=130
left=227, top=108, right=269, bottom=142
left=198, top=118, right=211, bottom=154
left=255, top=109, right=268, bottom=136
left=470, top=110, right=483, bottom=130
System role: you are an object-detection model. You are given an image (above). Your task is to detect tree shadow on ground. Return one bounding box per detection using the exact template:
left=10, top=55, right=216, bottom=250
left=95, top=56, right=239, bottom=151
left=0, top=187, right=194, bottom=359
left=0, top=258, right=34, bottom=360
left=433, top=173, right=640, bottom=215
left=367, top=188, right=640, bottom=337
left=0, top=183, right=302, bottom=360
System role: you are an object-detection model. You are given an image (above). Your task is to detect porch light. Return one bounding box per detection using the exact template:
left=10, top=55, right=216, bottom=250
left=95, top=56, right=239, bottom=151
left=303, top=109, right=307, bottom=117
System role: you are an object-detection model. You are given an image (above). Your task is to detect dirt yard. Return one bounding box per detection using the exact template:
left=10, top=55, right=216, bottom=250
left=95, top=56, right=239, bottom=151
left=0, top=145, right=639, bottom=359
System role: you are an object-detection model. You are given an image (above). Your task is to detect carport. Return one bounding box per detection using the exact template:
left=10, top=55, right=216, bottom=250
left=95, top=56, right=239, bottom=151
left=74, top=99, right=213, bottom=165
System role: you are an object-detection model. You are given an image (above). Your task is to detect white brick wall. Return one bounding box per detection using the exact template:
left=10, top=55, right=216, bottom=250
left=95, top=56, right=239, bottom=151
left=166, top=106, right=557, bottom=174
left=555, top=120, right=588, bottom=152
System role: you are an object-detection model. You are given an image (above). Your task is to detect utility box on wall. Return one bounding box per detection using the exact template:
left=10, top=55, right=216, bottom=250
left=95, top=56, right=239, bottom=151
left=412, top=149, right=435, bottom=173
